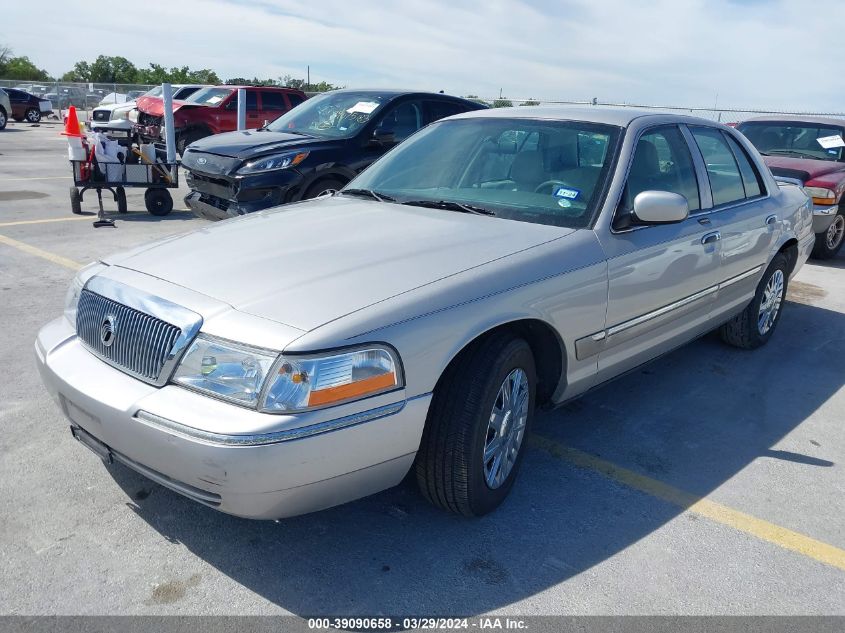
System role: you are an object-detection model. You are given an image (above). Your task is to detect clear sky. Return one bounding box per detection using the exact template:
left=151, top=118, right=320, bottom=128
left=3, top=0, right=841, bottom=112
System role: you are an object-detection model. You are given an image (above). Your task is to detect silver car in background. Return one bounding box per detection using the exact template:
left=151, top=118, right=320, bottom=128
left=36, top=107, right=814, bottom=519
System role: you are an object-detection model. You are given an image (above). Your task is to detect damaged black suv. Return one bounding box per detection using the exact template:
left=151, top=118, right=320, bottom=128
left=182, top=89, right=486, bottom=220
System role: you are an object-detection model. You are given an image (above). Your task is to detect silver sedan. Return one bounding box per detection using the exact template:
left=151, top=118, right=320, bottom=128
left=35, top=106, right=814, bottom=519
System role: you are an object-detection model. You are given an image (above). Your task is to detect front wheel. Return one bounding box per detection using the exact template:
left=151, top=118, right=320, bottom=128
left=720, top=252, right=789, bottom=350
left=0, top=108, right=7, bottom=130
left=70, top=187, right=82, bottom=214
left=811, top=210, right=845, bottom=260
left=115, top=186, right=128, bottom=213
left=304, top=178, right=344, bottom=200
left=25, top=108, right=41, bottom=123
left=144, top=189, right=173, bottom=216
left=415, top=333, right=536, bottom=516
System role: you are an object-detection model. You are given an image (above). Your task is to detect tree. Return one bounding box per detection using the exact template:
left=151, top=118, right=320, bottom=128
left=492, top=98, right=513, bottom=108
left=463, top=94, right=490, bottom=106
left=519, top=98, right=540, bottom=106
left=281, top=74, right=339, bottom=92
left=0, top=45, right=51, bottom=80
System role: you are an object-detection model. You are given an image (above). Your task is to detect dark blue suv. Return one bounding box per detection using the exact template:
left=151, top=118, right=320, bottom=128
left=182, top=89, right=486, bottom=220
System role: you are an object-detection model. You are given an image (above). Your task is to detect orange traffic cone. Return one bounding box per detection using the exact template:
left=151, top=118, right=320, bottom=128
left=62, top=105, right=87, bottom=162
left=61, top=105, right=83, bottom=137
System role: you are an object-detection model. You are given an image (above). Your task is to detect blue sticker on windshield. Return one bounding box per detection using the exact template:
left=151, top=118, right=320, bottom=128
left=553, top=187, right=580, bottom=200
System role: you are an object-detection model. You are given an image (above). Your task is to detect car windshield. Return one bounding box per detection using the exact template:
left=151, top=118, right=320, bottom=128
left=185, top=87, right=233, bottom=106
left=144, top=86, right=163, bottom=97
left=345, top=117, right=620, bottom=229
left=738, top=121, right=845, bottom=162
left=265, top=91, right=388, bottom=138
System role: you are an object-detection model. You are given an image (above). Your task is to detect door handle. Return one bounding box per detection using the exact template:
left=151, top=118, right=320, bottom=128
left=701, top=231, right=721, bottom=245
left=765, top=214, right=778, bottom=226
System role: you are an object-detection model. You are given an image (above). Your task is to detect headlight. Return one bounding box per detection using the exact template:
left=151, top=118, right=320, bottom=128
left=172, top=335, right=277, bottom=407
left=261, top=346, right=403, bottom=412
left=64, top=262, right=107, bottom=328
left=236, top=151, right=309, bottom=175
left=804, top=187, right=836, bottom=205
left=128, top=109, right=139, bottom=123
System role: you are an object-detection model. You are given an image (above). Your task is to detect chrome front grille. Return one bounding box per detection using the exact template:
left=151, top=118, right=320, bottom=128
left=92, top=110, right=110, bottom=122
left=77, top=289, right=182, bottom=384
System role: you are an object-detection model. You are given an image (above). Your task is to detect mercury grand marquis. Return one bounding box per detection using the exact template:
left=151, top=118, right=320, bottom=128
left=35, top=107, right=814, bottom=519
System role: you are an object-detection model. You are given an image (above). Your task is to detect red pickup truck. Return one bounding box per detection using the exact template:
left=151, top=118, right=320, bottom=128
left=737, top=116, right=845, bottom=259
left=133, top=85, right=307, bottom=154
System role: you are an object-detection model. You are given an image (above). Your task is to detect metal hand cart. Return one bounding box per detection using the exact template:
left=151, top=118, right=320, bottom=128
left=69, top=154, right=180, bottom=227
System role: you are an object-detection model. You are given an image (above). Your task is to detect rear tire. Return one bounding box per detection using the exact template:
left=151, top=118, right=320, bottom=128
left=415, top=333, right=536, bottom=517
left=115, top=187, right=128, bottom=214
left=304, top=178, right=344, bottom=200
left=720, top=252, right=789, bottom=350
left=144, top=189, right=173, bottom=216
left=0, top=107, right=7, bottom=130
left=25, top=108, right=41, bottom=123
left=811, top=209, right=845, bottom=260
left=70, top=187, right=82, bottom=214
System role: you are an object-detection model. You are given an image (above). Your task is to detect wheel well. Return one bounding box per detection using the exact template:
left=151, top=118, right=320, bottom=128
left=778, top=238, right=799, bottom=275
left=439, top=320, right=565, bottom=408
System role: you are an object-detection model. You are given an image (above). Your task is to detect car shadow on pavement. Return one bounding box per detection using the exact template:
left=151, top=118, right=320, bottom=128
left=106, top=298, right=845, bottom=616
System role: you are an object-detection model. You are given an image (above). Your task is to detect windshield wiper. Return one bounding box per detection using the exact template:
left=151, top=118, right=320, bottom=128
left=764, top=149, right=819, bottom=160
left=401, top=199, right=496, bottom=216
left=341, top=188, right=396, bottom=202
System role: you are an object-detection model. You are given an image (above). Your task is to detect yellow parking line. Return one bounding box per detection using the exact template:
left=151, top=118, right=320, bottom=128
left=529, top=435, right=845, bottom=572
left=0, top=216, right=92, bottom=228
left=0, top=233, right=82, bottom=271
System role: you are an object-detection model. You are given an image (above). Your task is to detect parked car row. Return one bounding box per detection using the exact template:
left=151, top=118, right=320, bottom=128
left=37, top=104, right=818, bottom=521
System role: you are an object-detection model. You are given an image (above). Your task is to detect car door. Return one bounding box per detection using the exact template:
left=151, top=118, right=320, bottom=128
left=258, top=90, right=288, bottom=126
left=595, top=124, right=722, bottom=381
left=5, top=89, right=26, bottom=118
left=686, top=126, right=779, bottom=320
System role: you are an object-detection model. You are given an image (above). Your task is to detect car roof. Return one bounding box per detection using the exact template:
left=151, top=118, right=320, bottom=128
left=740, top=115, right=845, bottom=128
left=309, top=88, right=484, bottom=106
left=445, top=105, right=726, bottom=127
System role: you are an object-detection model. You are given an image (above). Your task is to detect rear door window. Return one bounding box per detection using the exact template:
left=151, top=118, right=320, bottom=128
left=424, top=100, right=471, bottom=124
left=260, top=91, right=286, bottom=112
left=724, top=134, right=764, bottom=198
left=691, top=127, right=748, bottom=206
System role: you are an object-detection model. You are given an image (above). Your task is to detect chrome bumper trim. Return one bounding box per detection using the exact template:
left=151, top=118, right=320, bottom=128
left=134, top=401, right=408, bottom=446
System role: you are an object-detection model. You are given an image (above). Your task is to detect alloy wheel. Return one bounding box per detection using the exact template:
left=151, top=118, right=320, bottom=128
left=483, top=367, right=529, bottom=489
left=826, top=214, right=844, bottom=251
left=757, top=269, right=784, bottom=336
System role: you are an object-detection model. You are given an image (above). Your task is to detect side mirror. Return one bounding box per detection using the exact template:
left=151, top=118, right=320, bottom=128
left=632, top=191, right=689, bottom=224
left=371, top=129, right=396, bottom=146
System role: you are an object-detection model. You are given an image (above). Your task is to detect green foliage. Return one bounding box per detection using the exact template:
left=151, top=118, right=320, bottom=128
left=0, top=46, right=51, bottom=80
left=224, top=77, right=280, bottom=86
left=492, top=98, right=513, bottom=108
left=464, top=94, right=490, bottom=106
left=59, top=57, right=220, bottom=85
left=519, top=98, right=540, bottom=106
left=281, top=74, right=340, bottom=92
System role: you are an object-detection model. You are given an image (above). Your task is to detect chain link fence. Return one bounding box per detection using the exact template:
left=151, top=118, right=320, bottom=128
left=0, top=80, right=155, bottom=118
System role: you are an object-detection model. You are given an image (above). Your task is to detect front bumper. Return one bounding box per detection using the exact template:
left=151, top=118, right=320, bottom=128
left=35, top=316, right=429, bottom=519
left=812, top=204, right=840, bottom=234
left=90, top=122, right=133, bottom=145
left=184, top=169, right=300, bottom=220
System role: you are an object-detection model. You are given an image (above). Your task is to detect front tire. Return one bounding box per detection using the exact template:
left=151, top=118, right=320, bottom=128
left=415, top=333, right=536, bottom=516
left=811, top=209, right=845, bottom=260
left=304, top=178, right=344, bottom=200
left=144, top=189, right=173, bottom=216
left=25, top=108, right=41, bottom=123
left=0, top=107, right=7, bottom=130
left=176, top=130, right=208, bottom=156
left=720, top=252, right=789, bottom=350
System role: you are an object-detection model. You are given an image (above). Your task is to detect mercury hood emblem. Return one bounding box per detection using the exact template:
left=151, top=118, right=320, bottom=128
left=100, top=315, right=116, bottom=347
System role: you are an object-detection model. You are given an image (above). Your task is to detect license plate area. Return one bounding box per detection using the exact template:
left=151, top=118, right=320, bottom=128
left=70, top=424, right=113, bottom=464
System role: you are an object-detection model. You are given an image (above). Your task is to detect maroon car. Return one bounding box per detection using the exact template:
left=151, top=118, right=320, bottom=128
left=134, top=85, right=307, bottom=154
left=738, top=116, right=845, bottom=259
left=3, top=88, right=53, bottom=123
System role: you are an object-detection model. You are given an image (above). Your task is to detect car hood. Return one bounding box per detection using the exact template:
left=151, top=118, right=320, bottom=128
left=764, top=156, right=845, bottom=182
left=186, top=129, right=327, bottom=159
left=136, top=96, right=196, bottom=116
left=104, top=196, right=574, bottom=332
left=95, top=100, right=136, bottom=114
